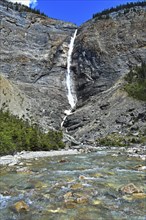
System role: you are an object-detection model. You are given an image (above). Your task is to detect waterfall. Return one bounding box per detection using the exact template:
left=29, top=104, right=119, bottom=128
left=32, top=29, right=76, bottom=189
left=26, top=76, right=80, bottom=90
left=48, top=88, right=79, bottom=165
left=61, top=29, right=77, bottom=128
left=66, top=29, right=77, bottom=109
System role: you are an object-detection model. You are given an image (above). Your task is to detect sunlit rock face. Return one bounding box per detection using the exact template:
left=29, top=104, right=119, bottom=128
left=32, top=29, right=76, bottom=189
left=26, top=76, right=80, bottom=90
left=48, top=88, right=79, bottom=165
left=0, top=75, right=31, bottom=119
left=0, top=0, right=77, bottom=130
left=64, top=6, right=146, bottom=141
left=73, top=6, right=146, bottom=102
left=0, top=0, right=146, bottom=142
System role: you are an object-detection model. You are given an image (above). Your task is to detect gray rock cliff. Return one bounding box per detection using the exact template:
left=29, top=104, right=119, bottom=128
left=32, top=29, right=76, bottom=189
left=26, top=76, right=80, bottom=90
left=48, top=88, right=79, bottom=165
left=65, top=6, right=146, bottom=142
left=0, top=0, right=146, bottom=143
left=73, top=6, right=146, bottom=102
left=0, top=0, right=77, bottom=130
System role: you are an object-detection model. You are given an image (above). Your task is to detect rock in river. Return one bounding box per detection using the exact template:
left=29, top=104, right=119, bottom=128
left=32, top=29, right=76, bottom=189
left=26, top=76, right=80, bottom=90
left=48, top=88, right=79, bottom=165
left=119, top=183, right=143, bottom=194
left=11, top=200, right=29, bottom=213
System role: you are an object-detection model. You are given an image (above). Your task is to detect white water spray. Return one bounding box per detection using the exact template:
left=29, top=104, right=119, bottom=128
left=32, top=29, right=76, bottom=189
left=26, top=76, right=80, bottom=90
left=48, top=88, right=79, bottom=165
left=61, top=30, right=77, bottom=128
left=66, top=29, right=77, bottom=109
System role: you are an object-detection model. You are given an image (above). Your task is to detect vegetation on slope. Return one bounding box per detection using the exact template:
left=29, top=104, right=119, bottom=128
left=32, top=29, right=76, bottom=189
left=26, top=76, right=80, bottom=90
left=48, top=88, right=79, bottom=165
left=96, top=132, right=146, bottom=147
left=96, top=63, right=146, bottom=147
left=93, top=1, right=146, bottom=19
left=1, top=0, right=48, bottom=17
left=124, top=63, right=146, bottom=101
left=0, top=111, right=65, bottom=155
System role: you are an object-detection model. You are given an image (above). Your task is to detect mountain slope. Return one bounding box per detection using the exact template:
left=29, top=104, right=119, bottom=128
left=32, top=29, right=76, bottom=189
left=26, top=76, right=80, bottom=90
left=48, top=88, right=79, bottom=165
left=65, top=4, right=146, bottom=143
left=0, top=75, right=30, bottom=118
left=0, top=0, right=77, bottom=130
left=73, top=5, right=146, bottom=101
left=0, top=0, right=146, bottom=145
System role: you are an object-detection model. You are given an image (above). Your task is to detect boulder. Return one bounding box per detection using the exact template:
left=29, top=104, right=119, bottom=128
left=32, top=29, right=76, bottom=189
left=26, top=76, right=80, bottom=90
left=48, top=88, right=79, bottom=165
left=119, top=183, right=143, bottom=194
left=11, top=200, right=29, bottom=213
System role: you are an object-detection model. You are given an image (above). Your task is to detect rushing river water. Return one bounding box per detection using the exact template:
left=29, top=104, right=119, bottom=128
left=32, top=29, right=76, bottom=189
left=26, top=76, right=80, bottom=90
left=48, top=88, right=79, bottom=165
left=0, top=146, right=145, bottom=220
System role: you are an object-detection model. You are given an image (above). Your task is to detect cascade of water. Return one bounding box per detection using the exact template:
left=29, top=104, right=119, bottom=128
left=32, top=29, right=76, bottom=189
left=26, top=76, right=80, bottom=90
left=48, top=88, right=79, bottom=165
left=66, top=29, right=77, bottom=109
left=61, top=29, right=77, bottom=128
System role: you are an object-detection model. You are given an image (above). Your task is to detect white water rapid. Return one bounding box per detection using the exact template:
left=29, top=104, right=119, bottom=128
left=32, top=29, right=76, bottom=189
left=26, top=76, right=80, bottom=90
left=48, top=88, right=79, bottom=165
left=61, top=29, right=77, bottom=128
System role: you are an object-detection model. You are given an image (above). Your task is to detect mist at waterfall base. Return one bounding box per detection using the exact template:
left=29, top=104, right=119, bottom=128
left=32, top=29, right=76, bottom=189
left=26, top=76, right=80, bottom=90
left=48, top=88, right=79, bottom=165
left=35, top=0, right=140, bottom=25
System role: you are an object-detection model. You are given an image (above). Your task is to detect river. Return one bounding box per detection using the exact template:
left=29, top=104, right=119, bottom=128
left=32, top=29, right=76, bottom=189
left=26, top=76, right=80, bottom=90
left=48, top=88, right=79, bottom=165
left=0, top=146, right=145, bottom=220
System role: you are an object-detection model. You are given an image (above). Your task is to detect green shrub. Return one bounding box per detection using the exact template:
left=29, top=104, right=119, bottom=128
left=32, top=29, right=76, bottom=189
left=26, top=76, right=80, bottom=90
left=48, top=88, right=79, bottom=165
left=96, top=133, right=127, bottom=147
left=0, top=111, right=65, bottom=155
left=124, top=63, right=146, bottom=101
left=96, top=133, right=145, bottom=147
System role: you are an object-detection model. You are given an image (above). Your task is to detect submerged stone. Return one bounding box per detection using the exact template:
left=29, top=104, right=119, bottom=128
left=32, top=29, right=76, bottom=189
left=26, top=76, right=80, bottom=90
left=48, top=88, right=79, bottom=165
left=79, top=175, right=87, bottom=180
left=66, top=177, right=75, bottom=183
left=92, top=200, right=102, bottom=205
left=133, top=164, right=146, bottom=171
left=107, top=182, right=119, bottom=189
left=123, top=193, right=146, bottom=201
left=70, top=183, right=83, bottom=190
left=91, top=173, right=103, bottom=178
left=63, top=191, right=73, bottom=199
left=132, top=193, right=146, bottom=199
left=16, top=167, right=32, bottom=174
left=43, top=194, right=50, bottom=199
left=76, top=196, right=88, bottom=204
left=58, top=159, right=68, bottom=163
left=47, top=207, right=66, bottom=213
left=107, top=172, right=115, bottom=176
left=35, top=181, right=48, bottom=189
left=11, top=200, right=29, bottom=213
left=119, top=183, right=143, bottom=194
left=64, top=200, right=77, bottom=209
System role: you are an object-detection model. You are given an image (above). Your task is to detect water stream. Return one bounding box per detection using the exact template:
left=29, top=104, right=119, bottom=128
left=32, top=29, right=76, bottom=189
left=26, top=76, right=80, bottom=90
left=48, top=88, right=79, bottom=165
left=0, top=146, right=145, bottom=220
left=61, top=30, right=77, bottom=128
left=66, top=29, right=77, bottom=109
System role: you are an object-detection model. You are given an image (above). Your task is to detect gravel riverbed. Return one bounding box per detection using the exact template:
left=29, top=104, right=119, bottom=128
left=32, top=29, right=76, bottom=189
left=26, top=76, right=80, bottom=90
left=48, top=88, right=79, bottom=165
left=0, top=149, right=79, bottom=166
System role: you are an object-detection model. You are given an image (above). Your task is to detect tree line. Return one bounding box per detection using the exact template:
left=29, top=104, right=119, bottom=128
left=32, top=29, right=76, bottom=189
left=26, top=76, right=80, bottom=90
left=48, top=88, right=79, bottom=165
left=93, top=1, right=146, bottom=19
left=1, top=0, right=48, bottom=17
left=0, top=110, right=65, bottom=155
left=124, top=62, right=146, bottom=101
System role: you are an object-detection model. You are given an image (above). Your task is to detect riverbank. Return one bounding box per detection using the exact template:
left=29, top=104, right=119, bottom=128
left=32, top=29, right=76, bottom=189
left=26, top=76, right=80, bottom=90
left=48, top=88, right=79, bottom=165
left=0, top=149, right=80, bottom=166
left=0, top=144, right=145, bottom=166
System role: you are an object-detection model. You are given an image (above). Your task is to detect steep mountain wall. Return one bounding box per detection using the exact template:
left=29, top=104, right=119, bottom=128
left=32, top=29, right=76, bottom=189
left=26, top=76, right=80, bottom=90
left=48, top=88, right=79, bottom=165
left=0, top=75, right=30, bottom=118
left=73, top=6, right=146, bottom=102
left=0, top=0, right=77, bottom=130
left=0, top=1, right=146, bottom=143
left=64, top=6, right=146, bottom=142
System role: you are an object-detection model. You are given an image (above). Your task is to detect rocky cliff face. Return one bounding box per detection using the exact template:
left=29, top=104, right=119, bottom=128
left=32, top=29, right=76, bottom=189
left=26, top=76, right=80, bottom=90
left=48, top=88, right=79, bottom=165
left=0, top=75, right=30, bottom=118
left=0, top=1, right=146, bottom=144
left=73, top=6, right=146, bottom=102
left=0, top=0, right=77, bottom=130
left=65, top=6, right=146, bottom=143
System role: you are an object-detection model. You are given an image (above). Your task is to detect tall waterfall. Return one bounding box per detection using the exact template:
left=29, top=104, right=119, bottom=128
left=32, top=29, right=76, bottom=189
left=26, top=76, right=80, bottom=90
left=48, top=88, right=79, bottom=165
left=66, top=29, right=77, bottom=109
left=61, top=29, right=77, bottom=128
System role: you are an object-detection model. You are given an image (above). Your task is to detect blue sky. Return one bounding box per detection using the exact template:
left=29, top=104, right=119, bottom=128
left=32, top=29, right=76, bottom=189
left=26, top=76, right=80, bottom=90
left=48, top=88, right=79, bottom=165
left=9, top=0, right=143, bottom=25
left=35, top=0, right=142, bottom=25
